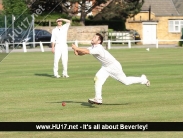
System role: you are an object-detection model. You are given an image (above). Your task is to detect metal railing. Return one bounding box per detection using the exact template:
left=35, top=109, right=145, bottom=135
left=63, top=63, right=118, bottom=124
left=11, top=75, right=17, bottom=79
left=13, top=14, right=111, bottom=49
left=0, top=39, right=183, bottom=53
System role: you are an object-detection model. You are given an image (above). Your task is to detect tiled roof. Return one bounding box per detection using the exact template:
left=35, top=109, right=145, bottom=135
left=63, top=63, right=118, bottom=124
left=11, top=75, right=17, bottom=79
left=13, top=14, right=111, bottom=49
left=141, top=0, right=183, bottom=16
left=173, top=0, right=183, bottom=15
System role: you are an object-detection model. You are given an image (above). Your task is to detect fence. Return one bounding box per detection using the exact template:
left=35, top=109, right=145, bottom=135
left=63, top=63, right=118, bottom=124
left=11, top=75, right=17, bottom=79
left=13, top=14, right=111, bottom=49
left=108, top=31, right=134, bottom=41
left=0, top=39, right=182, bottom=53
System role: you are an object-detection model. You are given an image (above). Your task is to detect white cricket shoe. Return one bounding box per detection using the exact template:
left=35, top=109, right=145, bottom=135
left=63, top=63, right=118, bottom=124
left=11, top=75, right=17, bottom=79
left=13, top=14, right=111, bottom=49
left=88, top=98, right=102, bottom=104
left=62, top=74, right=69, bottom=78
left=141, top=74, right=150, bottom=87
left=55, top=75, right=61, bottom=78
left=146, top=80, right=150, bottom=87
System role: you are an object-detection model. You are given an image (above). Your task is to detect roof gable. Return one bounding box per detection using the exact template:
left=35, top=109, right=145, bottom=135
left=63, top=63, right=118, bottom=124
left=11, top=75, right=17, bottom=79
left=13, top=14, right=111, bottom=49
left=173, top=0, right=183, bottom=15
left=141, top=0, right=182, bottom=16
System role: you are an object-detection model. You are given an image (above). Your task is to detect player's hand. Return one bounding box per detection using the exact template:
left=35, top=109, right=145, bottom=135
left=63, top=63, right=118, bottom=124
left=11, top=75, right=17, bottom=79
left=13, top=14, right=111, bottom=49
left=72, top=43, right=77, bottom=50
left=52, top=47, right=55, bottom=53
left=74, top=50, right=78, bottom=55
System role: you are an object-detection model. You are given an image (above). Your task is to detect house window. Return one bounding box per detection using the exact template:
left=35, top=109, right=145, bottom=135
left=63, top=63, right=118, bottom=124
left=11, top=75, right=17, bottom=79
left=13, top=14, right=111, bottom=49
left=168, top=20, right=183, bottom=33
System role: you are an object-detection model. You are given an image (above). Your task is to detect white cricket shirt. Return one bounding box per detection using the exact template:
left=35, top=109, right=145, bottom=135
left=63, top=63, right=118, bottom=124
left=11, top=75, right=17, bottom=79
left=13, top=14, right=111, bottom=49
left=51, top=23, right=70, bottom=44
left=88, top=44, right=118, bottom=67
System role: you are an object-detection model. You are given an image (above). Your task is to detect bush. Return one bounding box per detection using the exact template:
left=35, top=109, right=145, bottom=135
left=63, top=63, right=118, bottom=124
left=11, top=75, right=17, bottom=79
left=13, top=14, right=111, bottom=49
left=108, top=29, right=114, bottom=32
left=178, top=41, right=183, bottom=47
left=85, top=20, right=126, bottom=31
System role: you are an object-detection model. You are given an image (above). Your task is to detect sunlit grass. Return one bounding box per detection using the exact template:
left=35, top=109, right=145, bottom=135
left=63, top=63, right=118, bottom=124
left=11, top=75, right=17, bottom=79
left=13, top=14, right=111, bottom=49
left=0, top=48, right=183, bottom=137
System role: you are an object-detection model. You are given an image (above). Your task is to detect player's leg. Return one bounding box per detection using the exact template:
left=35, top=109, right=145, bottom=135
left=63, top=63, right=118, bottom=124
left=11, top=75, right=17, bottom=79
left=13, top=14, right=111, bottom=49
left=88, top=67, right=109, bottom=104
left=62, top=44, right=69, bottom=78
left=61, top=46, right=69, bottom=78
left=119, top=74, right=148, bottom=85
left=108, top=62, right=150, bottom=86
left=53, top=45, right=62, bottom=78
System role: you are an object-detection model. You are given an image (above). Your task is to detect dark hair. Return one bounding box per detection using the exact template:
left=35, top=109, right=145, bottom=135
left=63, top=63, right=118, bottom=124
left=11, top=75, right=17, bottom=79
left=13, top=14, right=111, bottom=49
left=96, top=33, right=103, bottom=44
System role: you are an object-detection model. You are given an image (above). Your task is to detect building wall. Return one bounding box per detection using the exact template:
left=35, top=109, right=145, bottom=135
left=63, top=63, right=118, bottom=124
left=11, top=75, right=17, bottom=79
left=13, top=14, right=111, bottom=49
left=128, top=12, right=156, bottom=21
left=36, top=25, right=108, bottom=43
left=126, top=12, right=156, bottom=44
left=126, top=12, right=182, bottom=44
left=156, top=16, right=182, bottom=44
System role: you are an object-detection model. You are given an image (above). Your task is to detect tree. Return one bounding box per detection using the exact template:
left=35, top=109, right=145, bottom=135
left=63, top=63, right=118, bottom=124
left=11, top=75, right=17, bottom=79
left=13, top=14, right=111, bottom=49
left=27, top=0, right=63, bottom=14
left=2, top=0, right=30, bottom=27
left=61, top=0, right=109, bottom=26
left=26, top=0, right=143, bottom=26
left=2, top=0, right=29, bottom=15
left=28, top=0, right=109, bottom=26
left=93, top=0, right=144, bottom=20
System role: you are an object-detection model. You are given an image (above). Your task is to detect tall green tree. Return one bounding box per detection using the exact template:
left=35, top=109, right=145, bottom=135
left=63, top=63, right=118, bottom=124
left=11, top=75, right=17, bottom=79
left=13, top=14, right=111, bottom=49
left=2, top=0, right=29, bottom=15
left=2, top=0, right=31, bottom=30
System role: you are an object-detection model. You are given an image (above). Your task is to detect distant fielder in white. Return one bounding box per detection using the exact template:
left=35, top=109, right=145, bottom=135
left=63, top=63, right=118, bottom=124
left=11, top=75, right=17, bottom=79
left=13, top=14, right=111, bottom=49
left=51, top=18, right=71, bottom=78
left=72, top=33, right=150, bottom=104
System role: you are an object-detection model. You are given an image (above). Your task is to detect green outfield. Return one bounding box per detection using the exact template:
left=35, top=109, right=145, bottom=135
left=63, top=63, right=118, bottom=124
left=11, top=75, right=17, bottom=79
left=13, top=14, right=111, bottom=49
left=0, top=48, right=183, bottom=137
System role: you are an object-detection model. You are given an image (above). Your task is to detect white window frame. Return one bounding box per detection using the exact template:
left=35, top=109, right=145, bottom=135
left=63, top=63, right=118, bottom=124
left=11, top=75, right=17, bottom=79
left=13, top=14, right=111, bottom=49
left=168, top=20, right=183, bottom=33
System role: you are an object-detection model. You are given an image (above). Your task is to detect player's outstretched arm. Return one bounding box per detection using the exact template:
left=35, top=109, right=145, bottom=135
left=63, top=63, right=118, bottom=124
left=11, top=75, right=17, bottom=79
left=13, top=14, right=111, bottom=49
left=72, top=43, right=89, bottom=56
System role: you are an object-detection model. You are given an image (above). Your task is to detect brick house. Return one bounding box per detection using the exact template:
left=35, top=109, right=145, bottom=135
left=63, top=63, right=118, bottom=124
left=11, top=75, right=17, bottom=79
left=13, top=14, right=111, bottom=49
left=125, top=0, right=183, bottom=44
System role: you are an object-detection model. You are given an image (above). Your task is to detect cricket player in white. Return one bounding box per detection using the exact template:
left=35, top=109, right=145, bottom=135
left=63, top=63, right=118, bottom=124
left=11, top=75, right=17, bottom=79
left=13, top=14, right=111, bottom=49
left=72, top=33, right=150, bottom=104
left=51, top=18, right=71, bottom=78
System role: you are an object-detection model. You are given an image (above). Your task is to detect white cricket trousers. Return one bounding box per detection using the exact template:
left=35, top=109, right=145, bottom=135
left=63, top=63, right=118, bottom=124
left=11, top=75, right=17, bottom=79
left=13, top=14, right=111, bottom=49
left=53, top=43, right=68, bottom=76
left=94, top=61, right=144, bottom=99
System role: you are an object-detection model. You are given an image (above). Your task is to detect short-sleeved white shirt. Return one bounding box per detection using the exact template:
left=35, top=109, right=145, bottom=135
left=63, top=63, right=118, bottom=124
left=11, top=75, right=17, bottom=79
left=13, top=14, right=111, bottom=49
left=88, top=44, right=118, bottom=67
left=51, top=23, right=70, bottom=44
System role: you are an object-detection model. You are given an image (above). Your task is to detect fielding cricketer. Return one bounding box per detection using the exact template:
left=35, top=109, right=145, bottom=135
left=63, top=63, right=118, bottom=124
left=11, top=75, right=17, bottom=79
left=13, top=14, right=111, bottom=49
left=72, top=33, right=150, bottom=104
left=51, top=18, right=71, bottom=78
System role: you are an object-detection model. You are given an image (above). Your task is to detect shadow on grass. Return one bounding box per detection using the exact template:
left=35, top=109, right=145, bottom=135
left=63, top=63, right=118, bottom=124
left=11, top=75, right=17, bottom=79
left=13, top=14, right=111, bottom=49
left=46, top=101, right=128, bottom=108
left=35, top=73, right=54, bottom=78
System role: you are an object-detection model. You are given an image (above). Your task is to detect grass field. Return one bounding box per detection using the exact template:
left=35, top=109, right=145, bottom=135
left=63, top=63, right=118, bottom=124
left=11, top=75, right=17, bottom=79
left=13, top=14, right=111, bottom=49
left=0, top=48, right=183, bottom=137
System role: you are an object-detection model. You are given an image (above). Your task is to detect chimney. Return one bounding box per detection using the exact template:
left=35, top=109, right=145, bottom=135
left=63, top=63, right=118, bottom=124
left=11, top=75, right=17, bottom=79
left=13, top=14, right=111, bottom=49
left=149, top=5, right=151, bottom=20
